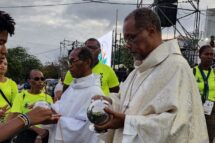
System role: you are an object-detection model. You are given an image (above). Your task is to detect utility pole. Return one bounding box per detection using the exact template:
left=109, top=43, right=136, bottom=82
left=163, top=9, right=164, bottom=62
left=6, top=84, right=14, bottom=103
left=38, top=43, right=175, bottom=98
left=113, top=9, right=118, bottom=70
left=59, top=39, right=67, bottom=77
left=59, top=39, right=69, bottom=77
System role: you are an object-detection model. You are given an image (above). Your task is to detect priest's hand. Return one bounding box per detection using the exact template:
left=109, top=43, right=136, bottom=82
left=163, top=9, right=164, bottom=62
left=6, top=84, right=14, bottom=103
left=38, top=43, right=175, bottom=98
left=94, top=107, right=125, bottom=130
left=41, top=108, right=60, bottom=124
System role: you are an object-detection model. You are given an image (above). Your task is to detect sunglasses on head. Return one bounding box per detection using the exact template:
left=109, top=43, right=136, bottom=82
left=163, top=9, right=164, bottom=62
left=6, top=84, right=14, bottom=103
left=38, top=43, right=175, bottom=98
left=32, top=77, right=45, bottom=81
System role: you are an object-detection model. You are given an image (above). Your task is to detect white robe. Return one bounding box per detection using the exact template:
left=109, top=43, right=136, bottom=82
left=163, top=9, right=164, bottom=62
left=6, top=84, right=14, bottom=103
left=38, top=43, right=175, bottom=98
left=48, top=74, right=104, bottom=143
left=100, top=39, right=209, bottom=143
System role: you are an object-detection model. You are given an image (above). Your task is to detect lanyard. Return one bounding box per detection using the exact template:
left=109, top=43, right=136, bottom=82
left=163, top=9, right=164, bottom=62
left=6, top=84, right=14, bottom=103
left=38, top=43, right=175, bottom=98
left=198, top=65, right=211, bottom=103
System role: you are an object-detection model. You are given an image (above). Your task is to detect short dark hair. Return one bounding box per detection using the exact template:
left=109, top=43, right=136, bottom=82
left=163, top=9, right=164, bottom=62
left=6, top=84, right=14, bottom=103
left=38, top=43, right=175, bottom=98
left=28, top=69, right=42, bottom=79
left=125, top=8, right=161, bottom=33
left=85, top=38, right=101, bottom=48
left=0, top=11, right=15, bottom=36
left=77, top=47, right=94, bottom=68
left=199, top=45, right=212, bottom=55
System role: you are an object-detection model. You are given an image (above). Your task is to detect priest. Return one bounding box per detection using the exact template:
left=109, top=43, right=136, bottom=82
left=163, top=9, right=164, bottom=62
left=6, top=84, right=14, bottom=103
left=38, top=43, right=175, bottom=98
left=47, top=47, right=104, bottom=143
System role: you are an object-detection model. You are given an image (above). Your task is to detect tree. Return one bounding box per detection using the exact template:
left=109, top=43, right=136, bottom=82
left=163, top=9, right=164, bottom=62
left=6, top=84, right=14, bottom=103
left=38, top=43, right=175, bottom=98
left=113, top=45, right=134, bottom=70
left=41, top=62, right=60, bottom=79
left=6, top=47, right=43, bottom=83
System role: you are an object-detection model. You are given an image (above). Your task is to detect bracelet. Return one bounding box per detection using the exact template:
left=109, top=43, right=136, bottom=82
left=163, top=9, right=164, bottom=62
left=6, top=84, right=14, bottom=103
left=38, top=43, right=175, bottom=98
left=17, top=113, right=31, bottom=128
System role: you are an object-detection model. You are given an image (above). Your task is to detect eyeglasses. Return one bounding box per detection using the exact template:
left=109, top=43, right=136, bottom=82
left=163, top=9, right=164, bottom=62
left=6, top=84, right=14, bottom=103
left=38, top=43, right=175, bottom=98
left=68, top=59, right=80, bottom=65
left=124, top=30, right=143, bottom=44
left=32, top=77, right=45, bottom=81
left=86, top=46, right=99, bottom=50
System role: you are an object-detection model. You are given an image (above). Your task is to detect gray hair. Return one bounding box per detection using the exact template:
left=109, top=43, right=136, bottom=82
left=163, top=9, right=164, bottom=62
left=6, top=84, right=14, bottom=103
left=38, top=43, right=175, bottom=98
left=125, top=8, right=161, bottom=33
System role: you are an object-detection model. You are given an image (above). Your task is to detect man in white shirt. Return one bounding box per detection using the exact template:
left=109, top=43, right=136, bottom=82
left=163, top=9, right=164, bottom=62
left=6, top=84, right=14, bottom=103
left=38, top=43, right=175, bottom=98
left=48, top=47, right=104, bottom=143
left=93, top=8, right=209, bottom=143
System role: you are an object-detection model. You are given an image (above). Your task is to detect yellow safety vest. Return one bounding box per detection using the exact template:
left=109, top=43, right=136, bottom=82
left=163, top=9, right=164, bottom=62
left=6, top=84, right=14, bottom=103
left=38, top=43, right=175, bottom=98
left=193, top=66, right=215, bottom=102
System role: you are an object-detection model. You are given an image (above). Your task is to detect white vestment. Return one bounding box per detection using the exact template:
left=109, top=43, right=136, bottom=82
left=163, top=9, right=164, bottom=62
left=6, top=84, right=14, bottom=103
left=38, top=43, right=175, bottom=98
left=48, top=74, right=104, bottom=143
left=100, top=39, right=209, bottom=143
left=54, top=81, right=63, bottom=96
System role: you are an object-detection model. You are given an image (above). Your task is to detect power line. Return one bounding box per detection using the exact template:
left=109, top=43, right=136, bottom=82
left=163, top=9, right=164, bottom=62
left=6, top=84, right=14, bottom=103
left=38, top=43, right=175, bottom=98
left=0, top=1, right=141, bottom=9
left=9, top=40, right=58, bottom=47
left=0, top=0, right=211, bottom=10
left=0, top=1, right=90, bottom=9
left=32, top=48, right=59, bottom=55
left=83, top=0, right=138, bottom=5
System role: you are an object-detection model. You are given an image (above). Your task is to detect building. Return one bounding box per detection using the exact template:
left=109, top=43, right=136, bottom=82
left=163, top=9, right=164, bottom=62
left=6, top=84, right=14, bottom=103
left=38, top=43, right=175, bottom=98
left=204, top=8, right=215, bottom=38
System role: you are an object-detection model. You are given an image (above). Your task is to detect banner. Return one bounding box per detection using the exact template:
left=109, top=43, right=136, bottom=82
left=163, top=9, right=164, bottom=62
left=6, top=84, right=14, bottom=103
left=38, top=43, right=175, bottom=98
left=98, top=31, right=112, bottom=66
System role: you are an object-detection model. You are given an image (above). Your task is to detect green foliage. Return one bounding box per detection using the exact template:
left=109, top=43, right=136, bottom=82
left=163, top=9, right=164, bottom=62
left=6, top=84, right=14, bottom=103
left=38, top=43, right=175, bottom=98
left=6, top=47, right=43, bottom=83
left=41, top=63, right=60, bottom=79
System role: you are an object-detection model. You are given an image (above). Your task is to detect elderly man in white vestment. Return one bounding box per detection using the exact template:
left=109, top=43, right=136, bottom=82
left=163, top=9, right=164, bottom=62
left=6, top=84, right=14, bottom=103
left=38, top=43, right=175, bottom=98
left=47, top=47, right=104, bottom=143
left=93, top=8, right=209, bottom=143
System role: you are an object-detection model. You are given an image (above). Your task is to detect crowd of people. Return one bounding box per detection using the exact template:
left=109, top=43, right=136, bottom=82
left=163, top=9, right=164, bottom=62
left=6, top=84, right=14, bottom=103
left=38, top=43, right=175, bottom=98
left=0, top=7, right=215, bottom=143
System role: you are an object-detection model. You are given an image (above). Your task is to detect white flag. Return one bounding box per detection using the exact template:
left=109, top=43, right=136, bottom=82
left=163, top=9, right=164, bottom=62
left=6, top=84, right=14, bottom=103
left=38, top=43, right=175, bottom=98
left=98, top=31, right=112, bottom=66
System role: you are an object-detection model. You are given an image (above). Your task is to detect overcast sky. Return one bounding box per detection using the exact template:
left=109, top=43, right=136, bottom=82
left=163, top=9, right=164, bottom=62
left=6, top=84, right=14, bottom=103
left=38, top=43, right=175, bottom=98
left=0, top=0, right=214, bottom=64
